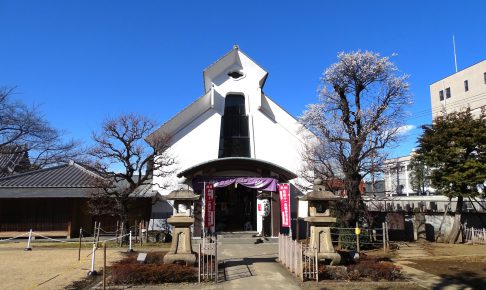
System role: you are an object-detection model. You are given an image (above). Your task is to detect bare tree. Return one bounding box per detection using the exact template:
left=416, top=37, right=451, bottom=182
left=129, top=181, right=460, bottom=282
left=0, top=87, right=83, bottom=171
left=300, top=51, right=410, bottom=226
left=88, top=113, right=176, bottom=233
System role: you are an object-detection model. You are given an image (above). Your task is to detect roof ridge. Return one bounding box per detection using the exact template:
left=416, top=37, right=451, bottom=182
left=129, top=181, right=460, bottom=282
left=0, top=163, right=68, bottom=182
left=71, top=162, right=103, bottom=179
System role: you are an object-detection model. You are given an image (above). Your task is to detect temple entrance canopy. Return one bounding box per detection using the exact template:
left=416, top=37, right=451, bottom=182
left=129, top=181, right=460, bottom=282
left=177, top=157, right=297, bottom=236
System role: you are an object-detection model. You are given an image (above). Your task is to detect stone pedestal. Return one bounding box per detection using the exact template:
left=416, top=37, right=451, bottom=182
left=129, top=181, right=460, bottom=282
left=305, top=216, right=341, bottom=265
left=163, top=216, right=197, bottom=265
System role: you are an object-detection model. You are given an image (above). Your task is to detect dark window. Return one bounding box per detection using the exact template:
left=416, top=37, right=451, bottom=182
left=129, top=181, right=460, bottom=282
left=439, top=90, right=444, bottom=101
left=445, top=87, right=451, bottom=99
left=218, top=94, right=250, bottom=158
left=228, top=71, right=243, bottom=79
left=484, top=72, right=486, bottom=84
left=464, top=80, right=469, bottom=92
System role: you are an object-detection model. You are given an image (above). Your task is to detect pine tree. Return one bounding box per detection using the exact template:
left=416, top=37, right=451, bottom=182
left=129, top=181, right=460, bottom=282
left=414, top=108, right=486, bottom=243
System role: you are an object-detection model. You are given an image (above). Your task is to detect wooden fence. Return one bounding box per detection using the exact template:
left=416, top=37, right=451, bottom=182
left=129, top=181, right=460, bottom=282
left=198, top=236, right=218, bottom=283
left=464, top=227, right=486, bottom=245
left=278, top=234, right=318, bottom=282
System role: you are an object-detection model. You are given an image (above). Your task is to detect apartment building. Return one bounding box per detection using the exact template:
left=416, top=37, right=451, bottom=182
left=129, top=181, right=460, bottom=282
left=430, top=60, right=486, bottom=118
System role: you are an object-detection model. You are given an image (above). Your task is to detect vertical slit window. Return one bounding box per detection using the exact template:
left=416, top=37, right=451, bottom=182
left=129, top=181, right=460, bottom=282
left=464, top=80, right=469, bottom=92
left=445, top=87, right=451, bottom=99
left=439, top=90, right=444, bottom=101
left=218, top=94, right=250, bottom=158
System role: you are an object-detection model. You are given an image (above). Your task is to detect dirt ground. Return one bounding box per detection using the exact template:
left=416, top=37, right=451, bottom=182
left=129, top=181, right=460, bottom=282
left=2, top=241, right=486, bottom=290
left=405, top=243, right=486, bottom=289
left=0, top=241, right=125, bottom=290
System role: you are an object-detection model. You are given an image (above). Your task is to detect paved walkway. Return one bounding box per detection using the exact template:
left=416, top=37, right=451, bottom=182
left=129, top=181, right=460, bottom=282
left=136, top=242, right=300, bottom=290
left=395, top=242, right=429, bottom=259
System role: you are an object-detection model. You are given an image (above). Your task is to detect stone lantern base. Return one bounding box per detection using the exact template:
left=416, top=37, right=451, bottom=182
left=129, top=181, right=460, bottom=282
left=163, top=216, right=196, bottom=265
left=305, top=217, right=341, bottom=265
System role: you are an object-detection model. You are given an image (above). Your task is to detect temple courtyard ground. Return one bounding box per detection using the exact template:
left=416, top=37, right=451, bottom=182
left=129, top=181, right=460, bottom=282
left=1, top=240, right=486, bottom=289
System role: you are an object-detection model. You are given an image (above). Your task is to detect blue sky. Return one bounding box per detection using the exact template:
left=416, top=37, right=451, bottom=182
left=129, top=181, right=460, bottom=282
left=1, top=0, right=485, bottom=158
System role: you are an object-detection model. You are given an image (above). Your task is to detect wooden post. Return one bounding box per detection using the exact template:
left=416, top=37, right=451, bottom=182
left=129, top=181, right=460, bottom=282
left=78, top=228, right=82, bottom=261
left=356, top=222, right=360, bottom=253
left=386, top=222, right=390, bottom=250
left=103, top=242, right=107, bottom=290
left=96, top=222, right=101, bottom=245
left=472, top=227, right=475, bottom=244
left=115, top=221, right=119, bottom=244
left=67, top=221, right=72, bottom=239
left=145, top=221, right=149, bottom=243
left=119, top=222, right=124, bottom=247
left=93, top=221, right=97, bottom=244
left=198, top=243, right=201, bottom=283
left=382, top=222, right=386, bottom=253
left=139, top=222, right=143, bottom=247
left=134, top=220, right=138, bottom=243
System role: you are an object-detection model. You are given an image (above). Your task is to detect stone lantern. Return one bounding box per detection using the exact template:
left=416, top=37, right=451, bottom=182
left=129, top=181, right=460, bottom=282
left=163, top=188, right=200, bottom=265
left=299, top=179, right=341, bottom=265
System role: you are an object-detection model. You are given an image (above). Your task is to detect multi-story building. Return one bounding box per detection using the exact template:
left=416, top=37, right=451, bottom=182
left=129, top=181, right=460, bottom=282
left=384, top=155, right=413, bottom=196
left=430, top=59, right=486, bottom=118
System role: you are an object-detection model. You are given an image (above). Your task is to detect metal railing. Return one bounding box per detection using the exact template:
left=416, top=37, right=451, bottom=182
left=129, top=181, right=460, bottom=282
left=198, top=236, right=218, bottom=283
left=278, top=233, right=318, bottom=282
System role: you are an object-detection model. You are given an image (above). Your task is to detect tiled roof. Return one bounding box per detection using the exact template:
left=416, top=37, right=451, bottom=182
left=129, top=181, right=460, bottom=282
left=0, top=187, right=91, bottom=198
left=0, top=162, right=100, bottom=188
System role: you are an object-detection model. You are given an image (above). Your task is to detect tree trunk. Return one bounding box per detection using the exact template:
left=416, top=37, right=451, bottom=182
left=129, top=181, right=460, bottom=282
left=446, top=196, right=464, bottom=244
left=343, top=173, right=362, bottom=227
left=119, top=201, right=130, bottom=245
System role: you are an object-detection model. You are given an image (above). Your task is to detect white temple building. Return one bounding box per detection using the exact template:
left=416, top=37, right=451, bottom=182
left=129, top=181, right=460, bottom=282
left=146, top=46, right=310, bottom=236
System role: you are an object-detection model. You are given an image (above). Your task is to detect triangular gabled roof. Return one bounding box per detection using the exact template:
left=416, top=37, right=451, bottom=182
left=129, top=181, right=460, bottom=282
left=0, top=161, right=101, bottom=188
left=146, top=46, right=270, bottom=144
left=203, top=45, right=268, bottom=93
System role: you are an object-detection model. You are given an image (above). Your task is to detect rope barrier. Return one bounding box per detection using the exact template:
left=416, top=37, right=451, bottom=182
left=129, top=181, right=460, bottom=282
left=0, top=232, right=29, bottom=242
left=32, top=232, right=72, bottom=243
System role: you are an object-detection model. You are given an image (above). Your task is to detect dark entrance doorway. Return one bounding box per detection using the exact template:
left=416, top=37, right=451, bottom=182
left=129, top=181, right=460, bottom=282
left=215, top=185, right=256, bottom=232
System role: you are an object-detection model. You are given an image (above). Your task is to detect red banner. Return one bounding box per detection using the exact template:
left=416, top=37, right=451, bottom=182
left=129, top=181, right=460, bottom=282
left=278, top=183, right=291, bottom=228
left=204, top=183, right=215, bottom=229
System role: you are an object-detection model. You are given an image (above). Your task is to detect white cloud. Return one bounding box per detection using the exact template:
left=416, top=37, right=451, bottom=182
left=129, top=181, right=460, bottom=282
left=396, top=124, right=415, bottom=135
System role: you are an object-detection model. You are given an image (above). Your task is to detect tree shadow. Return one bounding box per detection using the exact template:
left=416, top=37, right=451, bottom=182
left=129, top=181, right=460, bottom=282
left=432, top=270, right=486, bottom=290
left=222, top=256, right=277, bottom=281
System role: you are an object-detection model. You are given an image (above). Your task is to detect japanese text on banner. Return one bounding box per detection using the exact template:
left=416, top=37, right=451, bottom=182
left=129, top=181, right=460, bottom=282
left=278, top=183, right=290, bottom=228
left=204, top=183, right=215, bottom=229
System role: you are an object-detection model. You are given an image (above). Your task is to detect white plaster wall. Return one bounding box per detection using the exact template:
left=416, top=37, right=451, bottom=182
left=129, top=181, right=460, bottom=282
left=153, top=108, right=221, bottom=195
left=430, top=60, right=486, bottom=119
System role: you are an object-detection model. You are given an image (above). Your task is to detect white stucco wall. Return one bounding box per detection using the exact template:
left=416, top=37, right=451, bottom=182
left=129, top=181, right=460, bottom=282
left=150, top=48, right=313, bottom=232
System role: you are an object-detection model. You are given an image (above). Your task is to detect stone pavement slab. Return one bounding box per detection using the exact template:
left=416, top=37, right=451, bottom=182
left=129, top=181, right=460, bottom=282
left=134, top=242, right=300, bottom=290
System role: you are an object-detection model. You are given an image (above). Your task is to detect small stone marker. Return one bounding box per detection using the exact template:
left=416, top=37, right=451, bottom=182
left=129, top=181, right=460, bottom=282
left=137, top=252, right=147, bottom=263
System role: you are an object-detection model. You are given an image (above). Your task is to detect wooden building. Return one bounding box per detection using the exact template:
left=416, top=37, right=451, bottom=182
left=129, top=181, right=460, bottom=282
left=0, top=161, right=152, bottom=238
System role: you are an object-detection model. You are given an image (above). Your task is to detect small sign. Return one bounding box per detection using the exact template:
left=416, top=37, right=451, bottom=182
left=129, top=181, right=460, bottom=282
left=137, top=252, right=147, bottom=263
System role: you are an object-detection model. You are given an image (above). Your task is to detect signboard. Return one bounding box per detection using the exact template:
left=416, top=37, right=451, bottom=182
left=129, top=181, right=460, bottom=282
left=257, top=199, right=270, bottom=217
left=278, top=183, right=291, bottom=228
left=204, top=183, right=215, bottom=230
